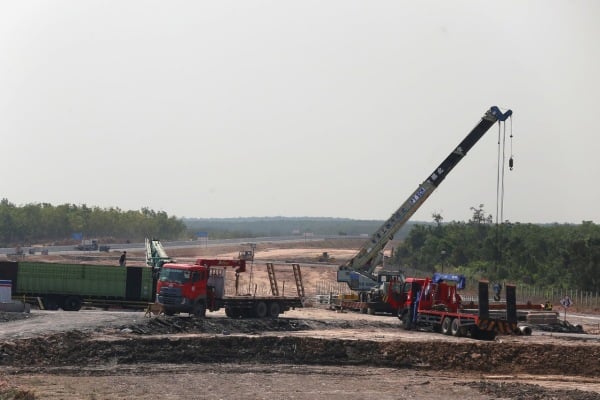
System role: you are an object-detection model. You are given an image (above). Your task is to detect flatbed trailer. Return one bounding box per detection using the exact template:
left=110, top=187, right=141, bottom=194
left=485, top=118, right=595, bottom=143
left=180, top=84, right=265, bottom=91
left=157, top=260, right=306, bottom=318
left=216, top=295, right=304, bottom=318
left=398, top=277, right=519, bottom=340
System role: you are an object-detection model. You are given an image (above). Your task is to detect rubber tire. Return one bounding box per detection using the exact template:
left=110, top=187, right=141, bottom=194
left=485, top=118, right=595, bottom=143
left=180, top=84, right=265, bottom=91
left=254, top=301, right=268, bottom=318
left=191, top=303, right=206, bottom=318
left=268, top=302, right=281, bottom=318
left=400, top=311, right=412, bottom=331
left=441, top=317, right=453, bottom=335
left=62, top=296, right=82, bottom=312
left=43, top=297, right=60, bottom=311
left=450, top=318, right=464, bottom=337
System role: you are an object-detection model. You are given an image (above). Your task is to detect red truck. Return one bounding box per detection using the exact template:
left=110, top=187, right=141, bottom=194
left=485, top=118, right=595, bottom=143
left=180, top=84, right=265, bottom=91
left=396, top=273, right=519, bottom=340
left=155, top=258, right=304, bottom=318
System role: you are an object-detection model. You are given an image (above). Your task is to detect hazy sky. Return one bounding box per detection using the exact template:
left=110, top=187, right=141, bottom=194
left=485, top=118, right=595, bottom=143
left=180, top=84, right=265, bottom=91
left=1, top=1, right=599, bottom=223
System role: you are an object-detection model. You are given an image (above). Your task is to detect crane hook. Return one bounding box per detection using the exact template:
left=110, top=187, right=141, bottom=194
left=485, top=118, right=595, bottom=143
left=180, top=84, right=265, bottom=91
left=509, top=156, right=514, bottom=171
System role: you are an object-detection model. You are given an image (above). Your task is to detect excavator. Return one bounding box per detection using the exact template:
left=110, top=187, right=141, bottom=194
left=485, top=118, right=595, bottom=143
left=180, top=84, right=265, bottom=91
left=337, top=106, right=513, bottom=300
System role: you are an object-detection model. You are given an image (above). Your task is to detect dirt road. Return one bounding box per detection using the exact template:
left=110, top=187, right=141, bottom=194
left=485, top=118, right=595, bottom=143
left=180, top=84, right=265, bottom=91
left=1, top=307, right=600, bottom=399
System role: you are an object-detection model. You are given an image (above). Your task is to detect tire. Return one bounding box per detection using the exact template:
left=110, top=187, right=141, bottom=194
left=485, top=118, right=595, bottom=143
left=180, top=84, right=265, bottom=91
left=254, top=301, right=268, bottom=318
left=400, top=311, right=412, bottom=331
left=268, top=302, right=281, bottom=318
left=62, top=296, right=82, bottom=312
left=191, top=303, right=206, bottom=318
left=441, top=317, right=453, bottom=335
left=450, top=318, right=464, bottom=337
left=43, top=297, right=60, bottom=311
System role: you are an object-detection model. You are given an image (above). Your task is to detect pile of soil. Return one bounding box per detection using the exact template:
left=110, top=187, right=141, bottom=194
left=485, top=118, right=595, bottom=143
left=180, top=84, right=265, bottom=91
left=1, top=317, right=599, bottom=378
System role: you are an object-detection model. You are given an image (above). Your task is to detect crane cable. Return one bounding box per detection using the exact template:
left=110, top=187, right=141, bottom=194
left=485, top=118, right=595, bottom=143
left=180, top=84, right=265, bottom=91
left=495, top=115, right=514, bottom=225
left=494, top=114, right=514, bottom=276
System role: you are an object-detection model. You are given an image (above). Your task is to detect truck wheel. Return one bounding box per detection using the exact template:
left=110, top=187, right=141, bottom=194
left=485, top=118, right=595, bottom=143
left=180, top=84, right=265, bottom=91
left=254, top=301, right=268, bottom=318
left=43, top=297, right=60, bottom=311
left=191, top=303, right=206, bottom=318
left=441, top=317, right=453, bottom=335
left=400, top=311, right=412, bottom=330
left=268, top=302, right=281, bottom=318
left=62, top=296, right=82, bottom=311
left=450, top=318, right=464, bottom=337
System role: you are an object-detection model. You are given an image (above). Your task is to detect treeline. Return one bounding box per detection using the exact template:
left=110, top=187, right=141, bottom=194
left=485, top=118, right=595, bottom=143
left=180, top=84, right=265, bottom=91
left=393, top=211, right=599, bottom=291
left=0, top=199, right=187, bottom=246
left=183, top=217, right=414, bottom=239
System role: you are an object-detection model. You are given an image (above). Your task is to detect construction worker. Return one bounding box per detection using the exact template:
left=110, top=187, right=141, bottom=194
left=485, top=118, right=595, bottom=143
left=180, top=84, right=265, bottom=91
left=119, top=251, right=127, bottom=267
left=543, top=300, right=553, bottom=311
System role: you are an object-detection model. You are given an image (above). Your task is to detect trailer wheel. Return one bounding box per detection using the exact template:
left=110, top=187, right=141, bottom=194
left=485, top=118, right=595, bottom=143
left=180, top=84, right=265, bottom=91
left=43, top=297, right=60, bottom=311
left=450, top=318, right=464, bottom=337
left=62, top=296, right=82, bottom=312
left=441, top=317, right=453, bottom=335
left=254, top=301, right=268, bottom=318
left=268, top=302, right=281, bottom=318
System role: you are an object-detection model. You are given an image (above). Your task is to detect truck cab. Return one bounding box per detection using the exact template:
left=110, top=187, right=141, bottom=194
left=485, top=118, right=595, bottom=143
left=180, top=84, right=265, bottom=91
left=156, top=262, right=211, bottom=316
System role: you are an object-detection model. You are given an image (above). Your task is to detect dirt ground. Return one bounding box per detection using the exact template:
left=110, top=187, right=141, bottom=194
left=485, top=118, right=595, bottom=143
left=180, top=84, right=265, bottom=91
left=1, top=239, right=600, bottom=399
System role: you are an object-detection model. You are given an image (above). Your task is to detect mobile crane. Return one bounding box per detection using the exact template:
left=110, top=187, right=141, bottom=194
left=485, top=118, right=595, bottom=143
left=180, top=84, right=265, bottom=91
left=337, top=106, right=513, bottom=296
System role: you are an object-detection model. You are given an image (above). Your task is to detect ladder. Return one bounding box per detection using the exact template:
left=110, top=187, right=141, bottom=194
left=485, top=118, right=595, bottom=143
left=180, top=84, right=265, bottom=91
left=266, top=263, right=279, bottom=296
left=292, top=263, right=305, bottom=299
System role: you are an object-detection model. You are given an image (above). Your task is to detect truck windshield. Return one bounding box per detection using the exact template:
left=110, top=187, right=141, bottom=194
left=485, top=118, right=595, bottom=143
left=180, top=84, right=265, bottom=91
left=159, top=268, right=191, bottom=284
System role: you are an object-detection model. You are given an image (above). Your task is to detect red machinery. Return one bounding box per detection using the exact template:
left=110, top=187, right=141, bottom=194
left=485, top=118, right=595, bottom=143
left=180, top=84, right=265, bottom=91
left=155, top=256, right=303, bottom=318
left=396, top=273, right=518, bottom=340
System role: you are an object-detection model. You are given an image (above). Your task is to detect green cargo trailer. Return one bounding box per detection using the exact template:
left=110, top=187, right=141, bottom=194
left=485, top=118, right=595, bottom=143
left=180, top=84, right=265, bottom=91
left=0, top=261, right=155, bottom=311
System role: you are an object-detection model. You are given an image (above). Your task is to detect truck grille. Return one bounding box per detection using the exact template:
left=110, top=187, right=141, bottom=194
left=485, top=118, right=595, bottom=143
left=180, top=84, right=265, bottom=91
left=158, top=287, right=183, bottom=305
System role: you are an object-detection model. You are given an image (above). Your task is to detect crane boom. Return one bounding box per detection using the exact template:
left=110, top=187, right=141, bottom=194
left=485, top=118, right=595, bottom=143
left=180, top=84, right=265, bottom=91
left=338, top=106, right=513, bottom=291
left=145, top=238, right=173, bottom=271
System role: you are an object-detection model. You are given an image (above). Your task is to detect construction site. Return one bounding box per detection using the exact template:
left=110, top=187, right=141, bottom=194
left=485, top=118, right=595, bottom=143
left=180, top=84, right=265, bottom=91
left=0, top=108, right=598, bottom=399
left=0, top=238, right=599, bottom=400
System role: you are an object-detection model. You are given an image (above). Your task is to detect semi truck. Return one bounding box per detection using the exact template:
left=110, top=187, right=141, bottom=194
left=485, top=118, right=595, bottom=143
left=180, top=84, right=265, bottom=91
left=0, top=261, right=155, bottom=310
left=147, top=238, right=305, bottom=318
